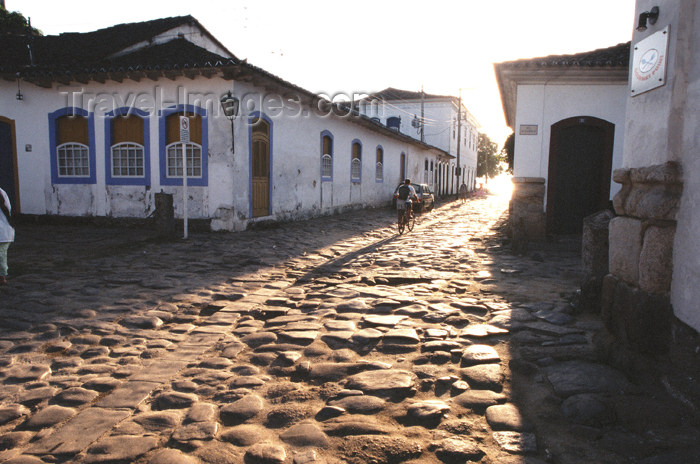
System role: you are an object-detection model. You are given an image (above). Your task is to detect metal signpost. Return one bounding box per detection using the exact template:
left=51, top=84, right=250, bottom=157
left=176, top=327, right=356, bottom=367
left=179, top=116, right=190, bottom=239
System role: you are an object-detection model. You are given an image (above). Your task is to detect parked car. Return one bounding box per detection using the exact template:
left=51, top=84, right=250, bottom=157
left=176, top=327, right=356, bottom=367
left=392, top=183, right=434, bottom=213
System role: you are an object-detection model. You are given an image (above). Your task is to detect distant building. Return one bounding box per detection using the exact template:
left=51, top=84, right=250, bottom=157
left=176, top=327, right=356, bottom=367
left=0, top=16, right=449, bottom=231
left=495, top=42, right=629, bottom=237
left=358, top=88, right=480, bottom=196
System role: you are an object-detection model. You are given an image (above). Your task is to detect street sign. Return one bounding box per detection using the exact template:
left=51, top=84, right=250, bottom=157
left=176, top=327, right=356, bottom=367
left=180, top=116, right=190, bottom=143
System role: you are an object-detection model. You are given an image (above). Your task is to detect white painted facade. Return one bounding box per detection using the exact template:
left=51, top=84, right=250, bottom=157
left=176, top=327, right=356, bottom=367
left=0, top=71, right=443, bottom=232
left=358, top=94, right=479, bottom=195
left=624, top=1, right=700, bottom=332
left=0, top=18, right=449, bottom=232
left=513, top=82, right=628, bottom=202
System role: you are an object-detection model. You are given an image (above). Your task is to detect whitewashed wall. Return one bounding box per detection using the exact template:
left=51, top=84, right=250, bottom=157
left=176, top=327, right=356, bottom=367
left=513, top=83, right=628, bottom=201
left=623, top=1, right=700, bottom=332
left=0, top=74, right=439, bottom=231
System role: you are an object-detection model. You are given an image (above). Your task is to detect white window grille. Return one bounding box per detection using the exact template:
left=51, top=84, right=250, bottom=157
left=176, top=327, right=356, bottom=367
left=57, top=143, right=89, bottom=177
left=166, top=142, right=202, bottom=178
left=321, top=154, right=332, bottom=179
left=376, top=162, right=383, bottom=181
left=351, top=158, right=361, bottom=181
left=111, top=142, right=144, bottom=177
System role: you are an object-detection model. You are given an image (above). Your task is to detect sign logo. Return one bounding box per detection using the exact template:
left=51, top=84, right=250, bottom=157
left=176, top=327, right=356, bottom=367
left=638, top=49, right=659, bottom=74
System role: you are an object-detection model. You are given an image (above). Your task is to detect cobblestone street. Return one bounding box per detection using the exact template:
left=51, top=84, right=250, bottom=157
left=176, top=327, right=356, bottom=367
left=0, top=189, right=698, bottom=464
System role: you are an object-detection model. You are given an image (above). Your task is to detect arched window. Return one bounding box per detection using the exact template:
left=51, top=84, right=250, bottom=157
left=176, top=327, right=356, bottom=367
left=48, top=107, right=96, bottom=184
left=400, top=152, right=406, bottom=180
left=105, top=108, right=150, bottom=185
left=159, top=105, right=208, bottom=186
left=375, top=145, right=383, bottom=182
left=57, top=116, right=89, bottom=177
left=424, top=159, right=429, bottom=184
left=351, top=140, right=362, bottom=182
left=166, top=112, right=202, bottom=179
left=321, top=131, right=333, bottom=181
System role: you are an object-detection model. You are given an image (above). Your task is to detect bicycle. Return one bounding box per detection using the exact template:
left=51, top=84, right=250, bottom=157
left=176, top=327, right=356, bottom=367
left=397, top=200, right=417, bottom=234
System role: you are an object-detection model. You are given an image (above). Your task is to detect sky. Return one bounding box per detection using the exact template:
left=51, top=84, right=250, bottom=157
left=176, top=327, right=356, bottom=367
left=12, top=0, right=636, bottom=145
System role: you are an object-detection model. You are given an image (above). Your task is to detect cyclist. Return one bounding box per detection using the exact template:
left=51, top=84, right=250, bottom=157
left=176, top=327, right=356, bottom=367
left=394, top=178, right=419, bottom=224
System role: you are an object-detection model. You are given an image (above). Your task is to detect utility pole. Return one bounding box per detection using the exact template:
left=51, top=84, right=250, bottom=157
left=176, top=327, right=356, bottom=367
left=456, top=89, right=462, bottom=190
left=420, top=86, right=425, bottom=143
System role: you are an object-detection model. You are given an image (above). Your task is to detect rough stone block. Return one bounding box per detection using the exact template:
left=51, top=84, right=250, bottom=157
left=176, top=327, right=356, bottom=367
left=630, top=162, right=682, bottom=185
left=612, top=184, right=631, bottom=216
left=601, top=276, right=672, bottom=353
left=639, top=225, right=675, bottom=293
left=582, top=210, right=614, bottom=278
left=633, top=184, right=682, bottom=220
left=612, top=168, right=631, bottom=185
left=609, top=217, right=642, bottom=286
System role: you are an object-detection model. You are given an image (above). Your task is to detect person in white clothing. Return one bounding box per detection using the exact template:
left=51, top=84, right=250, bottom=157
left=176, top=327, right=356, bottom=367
left=0, top=187, right=15, bottom=285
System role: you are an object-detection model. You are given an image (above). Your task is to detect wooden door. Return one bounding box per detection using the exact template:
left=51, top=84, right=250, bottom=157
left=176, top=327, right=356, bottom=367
left=547, top=116, right=614, bottom=234
left=0, top=118, right=19, bottom=213
left=251, top=119, right=270, bottom=217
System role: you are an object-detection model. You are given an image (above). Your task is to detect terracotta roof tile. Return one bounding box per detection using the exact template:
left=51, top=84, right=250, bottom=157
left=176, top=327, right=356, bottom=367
left=0, top=15, right=236, bottom=74
left=498, top=42, right=630, bottom=69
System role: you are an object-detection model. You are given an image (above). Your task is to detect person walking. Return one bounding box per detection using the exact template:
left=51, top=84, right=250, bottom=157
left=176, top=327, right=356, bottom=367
left=459, top=181, right=468, bottom=203
left=0, top=187, right=15, bottom=285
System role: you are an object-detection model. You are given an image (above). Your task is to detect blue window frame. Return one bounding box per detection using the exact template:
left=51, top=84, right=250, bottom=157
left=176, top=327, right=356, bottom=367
left=158, top=104, right=208, bottom=186
left=320, top=130, right=333, bottom=181
left=375, top=145, right=383, bottom=182
left=48, top=107, right=96, bottom=184
left=351, top=139, right=362, bottom=183
left=104, top=107, right=150, bottom=186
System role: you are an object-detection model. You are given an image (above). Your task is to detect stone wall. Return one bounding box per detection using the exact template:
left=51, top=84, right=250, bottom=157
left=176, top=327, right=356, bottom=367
left=510, top=177, right=546, bottom=253
left=602, top=162, right=683, bottom=352
left=580, top=209, right=615, bottom=312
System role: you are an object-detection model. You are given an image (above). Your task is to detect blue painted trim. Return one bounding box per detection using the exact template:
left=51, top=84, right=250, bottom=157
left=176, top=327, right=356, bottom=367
left=375, top=144, right=384, bottom=183
left=158, top=104, right=208, bottom=187
left=320, top=130, right=333, bottom=181
left=351, top=138, right=362, bottom=184
left=48, top=107, right=96, bottom=185
left=248, top=112, right=273, bottom=218
left=104, top=107, right=151, bottom=186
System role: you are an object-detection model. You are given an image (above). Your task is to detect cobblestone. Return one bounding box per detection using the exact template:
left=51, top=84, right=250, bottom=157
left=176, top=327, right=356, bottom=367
left=0, top=189, right=697, bottom=463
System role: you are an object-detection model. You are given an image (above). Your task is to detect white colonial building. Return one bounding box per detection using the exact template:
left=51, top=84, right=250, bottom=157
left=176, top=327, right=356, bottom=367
left=357, top=88, right=479, bottom=197
left=497, top=0, right=700, bottom=353
left=495, top=43, right=629, bottom=236
left=0, top=16, right=449, bottom=232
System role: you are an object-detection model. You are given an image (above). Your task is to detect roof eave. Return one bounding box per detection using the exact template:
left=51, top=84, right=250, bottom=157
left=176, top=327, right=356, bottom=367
left=494, top=63, right=630, bottom=129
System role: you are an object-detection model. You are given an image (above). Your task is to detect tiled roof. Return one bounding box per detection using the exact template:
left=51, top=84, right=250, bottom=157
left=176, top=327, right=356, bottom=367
left=498, top=42, right=630, bottom=69
left=494, top=42, right=631, bottom=130
left=0, top=16, right=451, bottom=158
left=0, top=15, right=236, bottom=74
left=366, top=87, right=457, bottom=102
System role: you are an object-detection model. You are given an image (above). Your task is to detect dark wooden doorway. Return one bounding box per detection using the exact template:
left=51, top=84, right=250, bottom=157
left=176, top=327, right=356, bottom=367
left=251, top=118, right=270, bottom=218
left=0, top=117, right=19, bottom=213
left=547, top=116, right=614, bottom=234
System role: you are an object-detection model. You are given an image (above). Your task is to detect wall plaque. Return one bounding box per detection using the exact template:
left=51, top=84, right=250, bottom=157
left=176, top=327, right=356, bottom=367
left=519, top=124, right=538, bottom=135
left=631, top=26, right=669, bottom=96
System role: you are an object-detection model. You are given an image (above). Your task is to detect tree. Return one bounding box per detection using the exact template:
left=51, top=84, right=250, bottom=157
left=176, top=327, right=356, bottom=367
left=0, top=6, right=42, bottom=36
left=501, top=132, right=514, bottom=174
left=477, top=133, right=501, bottom=181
